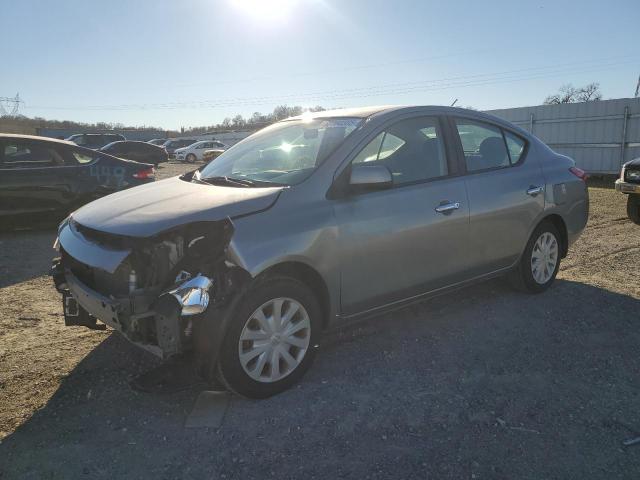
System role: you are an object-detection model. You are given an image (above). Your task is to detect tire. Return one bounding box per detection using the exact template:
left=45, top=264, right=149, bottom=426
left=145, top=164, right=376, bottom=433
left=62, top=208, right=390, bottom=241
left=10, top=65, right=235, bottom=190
left=627, top=194, right=640, bottom=225
left=217, top=276, right=321, bottom=398
left=186, top=153, right=197, bottom=163
left=510, top=221, right=561, bottom=294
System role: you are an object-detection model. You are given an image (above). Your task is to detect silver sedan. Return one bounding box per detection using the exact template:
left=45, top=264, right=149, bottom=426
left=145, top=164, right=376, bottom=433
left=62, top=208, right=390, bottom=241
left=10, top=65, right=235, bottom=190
left=53, top=106, right=589, bottom=398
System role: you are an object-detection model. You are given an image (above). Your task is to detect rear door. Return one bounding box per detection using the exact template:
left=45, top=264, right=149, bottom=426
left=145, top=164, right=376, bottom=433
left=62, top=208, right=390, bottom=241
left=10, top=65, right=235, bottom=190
left=450, top=117, right=545, bottom=275
left=333, top=115, right=471, bottom=315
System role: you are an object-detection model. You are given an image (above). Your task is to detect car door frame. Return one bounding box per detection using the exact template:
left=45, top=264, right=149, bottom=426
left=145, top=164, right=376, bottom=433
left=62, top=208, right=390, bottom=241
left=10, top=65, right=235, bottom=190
left=328, top=111, right=474, bottom=317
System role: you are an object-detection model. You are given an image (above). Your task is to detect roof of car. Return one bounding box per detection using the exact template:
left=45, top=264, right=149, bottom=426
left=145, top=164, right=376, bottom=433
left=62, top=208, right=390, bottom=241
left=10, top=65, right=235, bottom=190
left=0, top=133, right=76, bottom=145
left=287, top=105, right=402, bottom=121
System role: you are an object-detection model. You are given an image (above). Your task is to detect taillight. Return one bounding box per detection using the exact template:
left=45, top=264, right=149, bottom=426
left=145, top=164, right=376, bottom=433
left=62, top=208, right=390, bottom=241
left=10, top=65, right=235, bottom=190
left=133, top=167, right=155, bottom=179
left=569, top=166, right=587, bottom=181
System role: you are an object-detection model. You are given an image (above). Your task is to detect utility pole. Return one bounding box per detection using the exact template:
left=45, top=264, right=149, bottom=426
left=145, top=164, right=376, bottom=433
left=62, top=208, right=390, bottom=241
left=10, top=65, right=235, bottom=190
left=0, top=93, right=22, bottom=116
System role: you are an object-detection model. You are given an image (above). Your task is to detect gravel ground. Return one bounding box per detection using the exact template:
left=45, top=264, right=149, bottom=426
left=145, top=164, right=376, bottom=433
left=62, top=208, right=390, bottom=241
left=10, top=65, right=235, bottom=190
left=1, top=163, right=639, bottom=479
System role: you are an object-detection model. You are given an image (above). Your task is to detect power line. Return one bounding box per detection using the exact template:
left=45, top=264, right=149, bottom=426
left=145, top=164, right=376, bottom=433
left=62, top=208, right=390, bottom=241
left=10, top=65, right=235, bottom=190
left=23, top=57, right=638, bottom=112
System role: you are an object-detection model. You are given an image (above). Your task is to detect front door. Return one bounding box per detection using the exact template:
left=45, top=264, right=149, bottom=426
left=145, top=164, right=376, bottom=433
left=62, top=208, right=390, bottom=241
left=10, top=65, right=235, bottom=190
left=333, top=116, right=471, bottom=316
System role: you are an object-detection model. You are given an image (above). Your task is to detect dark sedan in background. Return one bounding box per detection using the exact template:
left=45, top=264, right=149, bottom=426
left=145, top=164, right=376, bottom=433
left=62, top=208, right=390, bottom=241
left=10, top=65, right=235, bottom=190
left=65, top=133, right=125, bottom=149
left=100, top=140, right=168, bottom=165
left=0, top=134, right=155, bottom=227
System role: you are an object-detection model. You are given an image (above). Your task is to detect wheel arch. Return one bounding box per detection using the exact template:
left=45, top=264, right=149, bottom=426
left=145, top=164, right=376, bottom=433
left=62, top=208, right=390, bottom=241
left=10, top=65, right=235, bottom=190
left=538, top=213, right=569, bottom=258
left=257, top=261, right=332, bottom=330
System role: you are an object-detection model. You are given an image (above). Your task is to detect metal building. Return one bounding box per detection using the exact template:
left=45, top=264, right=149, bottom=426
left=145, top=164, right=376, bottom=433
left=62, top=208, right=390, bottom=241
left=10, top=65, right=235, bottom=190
left=486, top=97, right=640, bottom=174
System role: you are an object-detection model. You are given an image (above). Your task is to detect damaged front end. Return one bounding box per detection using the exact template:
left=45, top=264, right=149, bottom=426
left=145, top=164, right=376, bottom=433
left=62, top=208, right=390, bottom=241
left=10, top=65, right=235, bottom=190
left=52, top=217, right=248, bottom=359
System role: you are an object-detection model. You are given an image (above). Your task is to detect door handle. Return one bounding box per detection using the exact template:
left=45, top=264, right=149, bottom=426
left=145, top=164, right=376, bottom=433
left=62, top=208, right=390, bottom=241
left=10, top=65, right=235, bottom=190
left=527, top=185, right=544, bottom=196
left=435, top=201, right=461, bottom=214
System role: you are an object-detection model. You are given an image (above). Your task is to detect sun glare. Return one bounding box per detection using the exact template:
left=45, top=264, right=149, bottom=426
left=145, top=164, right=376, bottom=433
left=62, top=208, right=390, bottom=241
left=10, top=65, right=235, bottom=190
left=230, top=0, right=299, bottom=22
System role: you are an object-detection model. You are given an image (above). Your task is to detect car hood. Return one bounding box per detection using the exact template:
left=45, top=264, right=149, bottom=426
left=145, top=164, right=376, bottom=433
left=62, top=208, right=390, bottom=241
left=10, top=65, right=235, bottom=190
left=174, top=147, right=187, bottom=153
left=625, top=157, right=640, bottom=168
left=72, top=175, right=284, bottom=237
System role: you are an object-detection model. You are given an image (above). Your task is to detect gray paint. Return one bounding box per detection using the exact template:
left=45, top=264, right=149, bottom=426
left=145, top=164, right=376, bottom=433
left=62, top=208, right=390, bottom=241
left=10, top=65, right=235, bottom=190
left=486, top=97, right=640, bottom=174
left=59, top=105, right=589, bottom=327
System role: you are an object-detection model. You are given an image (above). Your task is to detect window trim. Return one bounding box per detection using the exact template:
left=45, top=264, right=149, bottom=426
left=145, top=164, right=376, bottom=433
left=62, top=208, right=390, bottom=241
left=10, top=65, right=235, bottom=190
left=332, top=114, right=456, bottom=197
left=448, top=115, right=529, bottom=176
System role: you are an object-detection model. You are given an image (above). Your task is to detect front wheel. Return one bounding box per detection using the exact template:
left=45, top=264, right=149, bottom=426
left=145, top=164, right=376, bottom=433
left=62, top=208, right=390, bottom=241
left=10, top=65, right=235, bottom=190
left=186, top=153, right=197, bottom=163
left=627, top=194, right=640, bottom=225
left=510, top=221, right=561, bottom=293
left=217, top=277, right=321, bottom=398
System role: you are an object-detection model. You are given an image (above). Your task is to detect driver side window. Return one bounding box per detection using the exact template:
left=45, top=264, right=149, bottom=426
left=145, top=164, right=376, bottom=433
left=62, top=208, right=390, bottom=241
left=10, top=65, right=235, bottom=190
left=351, top=117, right=448, bottom=185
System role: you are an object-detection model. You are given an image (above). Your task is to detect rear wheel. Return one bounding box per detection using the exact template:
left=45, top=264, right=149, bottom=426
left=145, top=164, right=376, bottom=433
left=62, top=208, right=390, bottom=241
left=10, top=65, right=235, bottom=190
left=186, top=153, right=197, bottom=163
left=510, top=221, right=561, bottom=293
left=627, top=194, right=640, bottom=225
left=217, top=277, right=321, bottom=398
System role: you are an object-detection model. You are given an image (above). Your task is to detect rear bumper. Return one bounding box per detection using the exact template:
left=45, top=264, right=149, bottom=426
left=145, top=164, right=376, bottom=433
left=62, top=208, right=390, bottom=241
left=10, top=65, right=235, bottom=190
left=615, top=179, right=640, bottom=194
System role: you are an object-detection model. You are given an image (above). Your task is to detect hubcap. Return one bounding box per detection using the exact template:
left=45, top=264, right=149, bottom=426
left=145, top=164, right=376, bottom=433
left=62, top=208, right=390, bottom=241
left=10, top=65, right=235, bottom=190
left=531, top=231, right=559, bottom=284
left=238, top=297, right=311, bottom=383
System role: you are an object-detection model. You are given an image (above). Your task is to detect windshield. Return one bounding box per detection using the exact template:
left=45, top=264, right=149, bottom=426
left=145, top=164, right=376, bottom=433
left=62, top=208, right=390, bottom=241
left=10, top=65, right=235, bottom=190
left=198, top=117, right=361, bottom=186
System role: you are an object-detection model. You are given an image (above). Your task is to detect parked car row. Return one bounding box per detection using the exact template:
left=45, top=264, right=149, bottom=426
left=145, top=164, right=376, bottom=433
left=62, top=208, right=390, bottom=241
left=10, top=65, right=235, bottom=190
left=63, top=133, right=229, bottom=164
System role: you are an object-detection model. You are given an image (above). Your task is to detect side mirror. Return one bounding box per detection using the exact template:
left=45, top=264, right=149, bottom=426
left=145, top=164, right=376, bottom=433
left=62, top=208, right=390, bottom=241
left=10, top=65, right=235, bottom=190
left=349, top=164, right=393, bottom=190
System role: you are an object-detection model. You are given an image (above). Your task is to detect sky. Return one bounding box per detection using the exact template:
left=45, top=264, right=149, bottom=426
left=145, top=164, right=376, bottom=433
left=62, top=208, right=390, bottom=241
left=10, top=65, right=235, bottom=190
left=1, top=0, right=639, bottom=130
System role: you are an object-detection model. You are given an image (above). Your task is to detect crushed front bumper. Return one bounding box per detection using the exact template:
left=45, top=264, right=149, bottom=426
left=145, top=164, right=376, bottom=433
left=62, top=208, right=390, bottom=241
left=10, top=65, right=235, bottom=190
left=52, top=258, right=187, bottom=358
left=615, top=179, right=640, bottom=194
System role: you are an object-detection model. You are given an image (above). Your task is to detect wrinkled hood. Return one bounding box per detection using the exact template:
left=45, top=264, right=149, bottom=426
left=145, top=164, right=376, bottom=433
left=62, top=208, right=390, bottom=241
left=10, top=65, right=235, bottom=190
left=72, top=176, right=284, bottom=237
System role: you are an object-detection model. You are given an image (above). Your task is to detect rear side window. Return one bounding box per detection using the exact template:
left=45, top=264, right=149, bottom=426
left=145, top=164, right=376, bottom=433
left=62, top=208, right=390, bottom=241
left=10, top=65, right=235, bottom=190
left=455, top=121, right=509, bottom=172
left=1, top=141, right=65, bottom=169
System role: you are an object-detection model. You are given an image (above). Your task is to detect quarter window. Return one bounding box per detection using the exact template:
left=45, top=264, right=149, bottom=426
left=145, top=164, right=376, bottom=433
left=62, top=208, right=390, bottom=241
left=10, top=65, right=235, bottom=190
left=504, top=131, right=526, bottom=163
left=351, top=117, right=448, bottom=185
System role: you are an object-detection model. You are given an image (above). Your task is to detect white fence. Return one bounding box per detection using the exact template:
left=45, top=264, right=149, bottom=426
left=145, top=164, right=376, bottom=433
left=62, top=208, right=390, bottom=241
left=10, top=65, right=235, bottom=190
left=486, top=97, right=640, bottom=174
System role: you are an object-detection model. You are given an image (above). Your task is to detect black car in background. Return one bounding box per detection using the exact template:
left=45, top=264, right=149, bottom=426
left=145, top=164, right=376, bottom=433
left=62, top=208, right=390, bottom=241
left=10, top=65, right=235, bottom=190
left=100, top=140, right=168, bottom=165
left=0, top=134, right=155, bottom=227
left=65, top=133, right=126, bottom=149
left=162, top=138, right=197, bottom=157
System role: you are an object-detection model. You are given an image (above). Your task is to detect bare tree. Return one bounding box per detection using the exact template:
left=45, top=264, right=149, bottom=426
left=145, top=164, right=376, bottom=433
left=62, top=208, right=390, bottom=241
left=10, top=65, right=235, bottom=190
left=544, top=83, right=602, bottom=104
left=575, top=82, right=602, bottom=102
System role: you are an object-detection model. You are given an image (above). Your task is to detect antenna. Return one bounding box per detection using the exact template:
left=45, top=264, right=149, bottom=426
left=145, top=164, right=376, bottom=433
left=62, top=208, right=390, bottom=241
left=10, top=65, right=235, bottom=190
left=450, top=98, right=458, bottom=107
left=635, top=74, right=640, bottom=98
left=0, top=93, right=23, bottom=116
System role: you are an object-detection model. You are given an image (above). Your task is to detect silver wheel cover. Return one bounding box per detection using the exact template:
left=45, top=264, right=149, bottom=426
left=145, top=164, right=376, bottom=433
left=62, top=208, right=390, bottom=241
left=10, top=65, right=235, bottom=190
left=531, top=231, right=559, bottom=284
left=238, top=297, right=311, bottom=383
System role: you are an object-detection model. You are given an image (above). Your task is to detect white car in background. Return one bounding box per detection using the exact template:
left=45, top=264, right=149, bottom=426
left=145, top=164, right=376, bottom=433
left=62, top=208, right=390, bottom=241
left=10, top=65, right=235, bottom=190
left=175, top=140, right=227, bottom=163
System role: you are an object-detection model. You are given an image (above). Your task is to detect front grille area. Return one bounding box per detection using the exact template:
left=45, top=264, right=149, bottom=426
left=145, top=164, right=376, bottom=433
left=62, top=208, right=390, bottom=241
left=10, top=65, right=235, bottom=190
left=72, top=220, right=130, bottom=250
left=61, top=246, right=132, bottom=297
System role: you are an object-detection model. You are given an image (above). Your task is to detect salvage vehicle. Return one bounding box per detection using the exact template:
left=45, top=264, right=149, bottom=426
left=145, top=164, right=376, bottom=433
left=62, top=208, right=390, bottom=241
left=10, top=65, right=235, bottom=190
left=0, top=134, right=155, bottom=227
left=66, top=133, right=126, bottom=149
left=175, top=140, right=228, bottom=163
left=100, top=140, right=168, bottom=165
left=615, top=158, right=640, bottom=225
left=51, top=106, right=589, bottom=398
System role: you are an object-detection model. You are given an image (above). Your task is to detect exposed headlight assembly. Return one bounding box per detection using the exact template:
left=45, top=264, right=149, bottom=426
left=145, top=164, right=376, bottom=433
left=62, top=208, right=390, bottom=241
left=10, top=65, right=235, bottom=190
left=168, top=274, right=213, bottom=316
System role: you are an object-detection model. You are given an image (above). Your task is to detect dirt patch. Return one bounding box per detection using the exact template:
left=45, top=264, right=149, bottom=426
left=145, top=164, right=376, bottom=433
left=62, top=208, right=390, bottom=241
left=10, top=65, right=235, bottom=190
left=1, top=172, right=639, bottom=479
